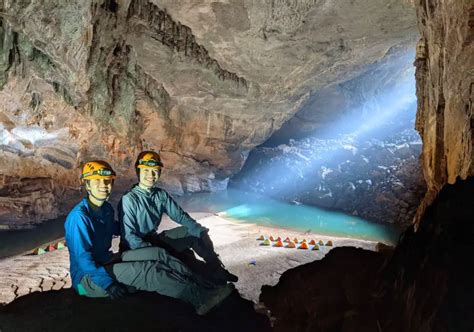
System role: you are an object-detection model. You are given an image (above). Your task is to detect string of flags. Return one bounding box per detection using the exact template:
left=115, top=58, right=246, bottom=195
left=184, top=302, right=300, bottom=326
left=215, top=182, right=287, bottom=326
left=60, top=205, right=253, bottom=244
left=32, top=240, right=67, bottom=255
left=257, top=235, right=333, bottom=250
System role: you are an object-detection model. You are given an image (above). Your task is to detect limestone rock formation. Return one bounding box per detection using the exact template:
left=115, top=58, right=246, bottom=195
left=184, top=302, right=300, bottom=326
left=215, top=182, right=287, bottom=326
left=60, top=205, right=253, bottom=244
left=413, top=0, right=474, bottom=225
left=0, top=0, right=417, bottom=226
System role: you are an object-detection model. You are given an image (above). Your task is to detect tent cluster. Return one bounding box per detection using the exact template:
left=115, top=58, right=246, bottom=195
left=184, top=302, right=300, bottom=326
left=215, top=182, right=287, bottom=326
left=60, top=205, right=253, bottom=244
left=32, top=240, right=67, bottom=255
left=257, top=235, right=333, bottom=250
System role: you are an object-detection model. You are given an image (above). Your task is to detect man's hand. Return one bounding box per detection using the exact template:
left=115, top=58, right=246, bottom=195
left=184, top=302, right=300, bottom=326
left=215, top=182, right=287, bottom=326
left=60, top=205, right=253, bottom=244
left=106, top=282, right=128, bottom=300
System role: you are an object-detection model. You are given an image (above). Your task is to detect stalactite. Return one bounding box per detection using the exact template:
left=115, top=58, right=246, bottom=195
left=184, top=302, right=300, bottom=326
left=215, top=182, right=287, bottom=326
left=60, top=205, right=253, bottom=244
left=127, top=0, right=248, bottom=91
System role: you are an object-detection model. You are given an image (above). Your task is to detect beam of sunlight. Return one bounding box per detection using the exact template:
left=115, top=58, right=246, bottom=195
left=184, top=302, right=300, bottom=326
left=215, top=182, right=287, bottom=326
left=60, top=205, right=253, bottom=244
left=234, top=51, right=418, bottom=198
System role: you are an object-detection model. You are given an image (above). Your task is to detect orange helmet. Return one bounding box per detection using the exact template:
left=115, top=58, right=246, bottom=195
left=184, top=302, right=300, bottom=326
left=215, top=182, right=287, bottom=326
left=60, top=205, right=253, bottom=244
left=81, top=160, right=116, bottom=180
left=135, top=151, right=164, bottom=169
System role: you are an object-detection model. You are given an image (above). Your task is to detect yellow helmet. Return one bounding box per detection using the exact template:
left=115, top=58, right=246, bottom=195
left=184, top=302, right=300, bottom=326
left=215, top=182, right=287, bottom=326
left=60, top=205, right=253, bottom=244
left=135, top=151, right=164, bottom=169
left=81, top=160, right=116, bottom=180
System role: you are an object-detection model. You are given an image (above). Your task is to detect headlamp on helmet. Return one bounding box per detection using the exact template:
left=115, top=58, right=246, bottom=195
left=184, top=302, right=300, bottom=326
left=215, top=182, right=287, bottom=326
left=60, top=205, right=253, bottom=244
left=138, top=159, right=162, bottom=168
left=81, top=161, right=116, bottom=180
left=135, top=151, right=164, bottom=169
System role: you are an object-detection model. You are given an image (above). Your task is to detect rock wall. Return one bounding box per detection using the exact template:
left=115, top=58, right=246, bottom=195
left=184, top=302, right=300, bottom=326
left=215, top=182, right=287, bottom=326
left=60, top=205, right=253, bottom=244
left=0, top=0, right=417, bottom=226
left=414, top=0, right=474, bottom=226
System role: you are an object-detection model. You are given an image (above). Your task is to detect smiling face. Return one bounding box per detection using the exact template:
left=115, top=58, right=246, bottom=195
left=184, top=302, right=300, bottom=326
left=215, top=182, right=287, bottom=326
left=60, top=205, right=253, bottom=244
left=138, top=167, right=161, bottom=190
left=85, top=178, right=113, bottom=207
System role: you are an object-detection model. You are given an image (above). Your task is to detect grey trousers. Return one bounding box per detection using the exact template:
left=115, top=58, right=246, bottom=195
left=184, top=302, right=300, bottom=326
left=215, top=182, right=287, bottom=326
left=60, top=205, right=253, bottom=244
left=147, top=226, right=218, bottom=270
left=78, top=246, right=208, bottom=308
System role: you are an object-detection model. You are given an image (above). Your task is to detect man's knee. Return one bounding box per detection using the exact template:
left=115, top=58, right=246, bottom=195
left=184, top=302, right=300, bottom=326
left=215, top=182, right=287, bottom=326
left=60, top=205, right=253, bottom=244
left=158, top=227, right=200, bottom=252
left=162, top=226, right=189, bottom=240
left=121, top=246, right=169, bottom=262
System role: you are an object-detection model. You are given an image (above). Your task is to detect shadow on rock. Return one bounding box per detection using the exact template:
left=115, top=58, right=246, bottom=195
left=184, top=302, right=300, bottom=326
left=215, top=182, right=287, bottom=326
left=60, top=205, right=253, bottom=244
left=0, top=288, right=271, bottom=332
left=260, top=247, right=388, bottom=332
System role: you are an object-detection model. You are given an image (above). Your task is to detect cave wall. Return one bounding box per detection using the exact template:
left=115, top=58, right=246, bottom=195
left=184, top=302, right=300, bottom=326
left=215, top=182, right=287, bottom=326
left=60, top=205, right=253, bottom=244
left=414, top=0, right=474, bottom=225
left=0, top=0, right=417, bottom=226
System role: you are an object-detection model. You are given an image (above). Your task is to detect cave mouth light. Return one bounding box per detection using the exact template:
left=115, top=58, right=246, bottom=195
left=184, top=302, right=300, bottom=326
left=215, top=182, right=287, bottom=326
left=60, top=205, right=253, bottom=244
left=231, top=50, right=420, bottom=201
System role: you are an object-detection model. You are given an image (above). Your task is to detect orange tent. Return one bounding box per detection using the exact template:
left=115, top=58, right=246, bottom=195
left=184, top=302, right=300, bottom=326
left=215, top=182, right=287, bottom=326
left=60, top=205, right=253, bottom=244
left=256, top=235, right=265, bottom=240
left=309, top=239, right=316, bottom=245
left=269, top=236, right=275, bottom=241
left=298, top=242, right=309, bottom=249
left=274, top=240, right=284, bottom=247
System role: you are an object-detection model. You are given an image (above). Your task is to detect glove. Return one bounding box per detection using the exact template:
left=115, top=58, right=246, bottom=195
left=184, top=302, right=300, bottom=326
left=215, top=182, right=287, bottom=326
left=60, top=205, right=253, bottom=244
left=106, top=282, right=128, bottom=300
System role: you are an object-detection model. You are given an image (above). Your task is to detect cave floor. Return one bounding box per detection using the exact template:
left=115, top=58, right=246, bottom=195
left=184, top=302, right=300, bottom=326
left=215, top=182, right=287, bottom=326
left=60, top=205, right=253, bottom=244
left=0, top=213, right=377, bottom=305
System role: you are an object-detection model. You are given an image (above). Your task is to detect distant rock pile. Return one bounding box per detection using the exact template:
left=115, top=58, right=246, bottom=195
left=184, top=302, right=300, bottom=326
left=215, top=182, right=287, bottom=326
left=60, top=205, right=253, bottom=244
left=231, top=127, right=426, bottom=228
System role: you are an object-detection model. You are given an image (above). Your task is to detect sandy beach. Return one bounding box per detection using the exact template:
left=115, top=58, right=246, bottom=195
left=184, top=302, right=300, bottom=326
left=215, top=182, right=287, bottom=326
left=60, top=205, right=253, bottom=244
left=0, top=213, right=378, bottom=305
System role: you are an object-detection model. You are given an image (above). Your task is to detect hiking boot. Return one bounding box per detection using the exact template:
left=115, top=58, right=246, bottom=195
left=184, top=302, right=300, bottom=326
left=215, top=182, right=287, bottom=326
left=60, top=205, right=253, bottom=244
left=196, top=283, right=234, bottom=315
left=207, top=260, right=238, bottom=283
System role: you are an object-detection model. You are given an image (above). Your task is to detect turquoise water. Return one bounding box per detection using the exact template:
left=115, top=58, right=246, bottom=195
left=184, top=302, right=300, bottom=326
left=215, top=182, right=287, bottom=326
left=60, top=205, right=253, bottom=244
left=179, top=189, right=400, bottom=245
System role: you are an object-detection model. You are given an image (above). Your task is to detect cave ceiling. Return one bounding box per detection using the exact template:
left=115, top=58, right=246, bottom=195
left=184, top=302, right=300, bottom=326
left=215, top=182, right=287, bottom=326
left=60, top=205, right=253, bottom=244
left=0, top=0, right=418, bottom=224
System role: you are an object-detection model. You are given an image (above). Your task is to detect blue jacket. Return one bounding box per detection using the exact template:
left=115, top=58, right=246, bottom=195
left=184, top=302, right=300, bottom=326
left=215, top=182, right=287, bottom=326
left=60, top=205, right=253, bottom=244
left=65, top=198, right=119, bottom=291
left=118, top=185, right=205, bottom=250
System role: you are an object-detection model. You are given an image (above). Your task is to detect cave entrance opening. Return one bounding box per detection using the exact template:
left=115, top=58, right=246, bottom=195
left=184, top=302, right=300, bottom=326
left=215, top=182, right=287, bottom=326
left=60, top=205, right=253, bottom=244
left=230, top=49, right=426, bottom=230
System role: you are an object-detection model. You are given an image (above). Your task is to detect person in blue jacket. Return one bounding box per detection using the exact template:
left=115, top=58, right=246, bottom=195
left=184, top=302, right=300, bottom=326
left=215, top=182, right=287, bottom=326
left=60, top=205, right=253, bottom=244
left=119, top=151, right=238, bottom=284
left=64, top=160, right=233, bottom=315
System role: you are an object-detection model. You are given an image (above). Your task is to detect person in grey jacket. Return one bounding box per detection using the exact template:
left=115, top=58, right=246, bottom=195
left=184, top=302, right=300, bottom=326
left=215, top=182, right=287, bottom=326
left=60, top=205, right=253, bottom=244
left=66, top=160, right=233, bottom=315
left=119, top=151, right=238, bottom=284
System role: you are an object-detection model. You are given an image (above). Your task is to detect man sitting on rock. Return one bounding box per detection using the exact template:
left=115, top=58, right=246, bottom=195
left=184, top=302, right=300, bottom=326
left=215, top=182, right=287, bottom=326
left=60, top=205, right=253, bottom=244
left=118, top=151, right=238, bottom=285
left=65, top=160, right=233, bottom=315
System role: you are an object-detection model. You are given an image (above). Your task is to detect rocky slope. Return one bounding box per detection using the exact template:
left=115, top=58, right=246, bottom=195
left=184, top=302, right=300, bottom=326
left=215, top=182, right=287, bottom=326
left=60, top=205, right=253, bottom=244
left=0, top=0, right=417, bottom=226
left=231, top=128, right=426, bottom=228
